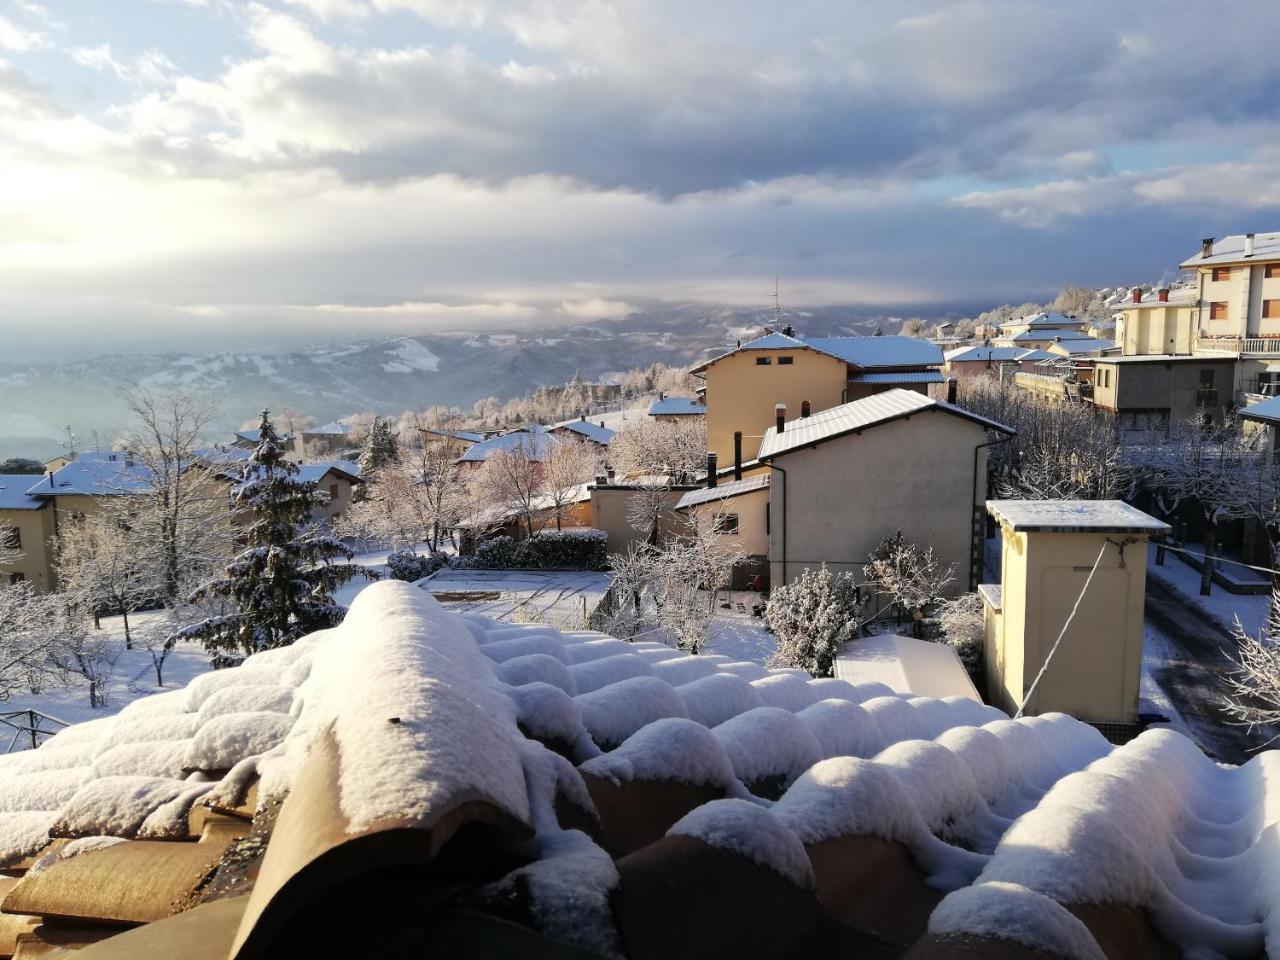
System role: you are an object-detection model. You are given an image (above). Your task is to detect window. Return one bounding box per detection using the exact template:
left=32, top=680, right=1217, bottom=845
left=777, top=356, right=794, bottom=365
left=1200, top=369, right=1216, bottom=388
left=1266, top=263, right=1280, bottom=279
left=0, top=527, right=18, bottom=550
left=714, top=513, right=740, bottom=535
left=755, top=357, right=772, bottom=365
left=1264, top=300, right=1280, bottom=319
left=1210, top=302, right=1228, bottom=321
left=1212, top=267, right=1232, bottom=282
left=329, top=483, right=339, bottom=500
left=8, top=573, right=23, bottom=585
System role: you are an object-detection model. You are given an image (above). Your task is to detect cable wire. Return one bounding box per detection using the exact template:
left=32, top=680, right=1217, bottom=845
left=1014, top=540, right=1109, bottom=719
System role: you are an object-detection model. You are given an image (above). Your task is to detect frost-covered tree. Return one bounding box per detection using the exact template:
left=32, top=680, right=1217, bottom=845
left=937, top=592, right=986, bottom=684
left=609, top=418, right=706, bottom=483
left=765, top=566, right=864, bottom=677
left=473, top=435, right=546, bottom=540
left=1224, top=598, right=1280, bottom=740
left=625, top=477, right=676, bottom=547
left=357, top=417, right=399, bottom=476
left=179, top=411, right=365, bottom=658
left=0, top=583, right=63, bottom=701
left=863, top=532, right=955, bottom=636
left=56, top=509, right=151, bottom=647
left=0, top=524, right=21, bottom=568
left=539, top=436, right=601, bottom=532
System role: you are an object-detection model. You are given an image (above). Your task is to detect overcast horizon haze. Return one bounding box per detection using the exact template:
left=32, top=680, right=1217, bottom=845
left=2, top=0, right=1280, bottom=357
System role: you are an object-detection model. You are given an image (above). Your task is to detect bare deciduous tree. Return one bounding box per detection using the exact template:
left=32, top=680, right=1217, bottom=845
left=863, top=532, right=956, bottom=637
left=56, top=509, right=150, bottom=648
left=609, top=418, right=706, bottom=483
left=539, top=437, right=601, bottom=532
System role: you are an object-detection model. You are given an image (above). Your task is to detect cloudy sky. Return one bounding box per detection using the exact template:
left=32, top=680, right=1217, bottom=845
left=3, top=0, right=1280, bottom=356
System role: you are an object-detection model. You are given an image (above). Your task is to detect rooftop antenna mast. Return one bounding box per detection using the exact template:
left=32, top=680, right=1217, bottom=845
left=63, top=425, right=77, bottom=458
left=772, top=277, right=781, bottom=327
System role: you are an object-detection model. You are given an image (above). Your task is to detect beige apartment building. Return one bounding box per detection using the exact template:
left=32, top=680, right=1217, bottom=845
left=692, top=331, right=943, bottom=468
left=0, top=476, right=57, bottom=590
left=674, top=474, right=770, bottom=588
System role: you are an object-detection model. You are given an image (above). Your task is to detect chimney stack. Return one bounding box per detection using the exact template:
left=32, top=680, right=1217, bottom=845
left=800, top=400, right=811, bottom=418
left=1131, top=287, right=1142, bottom=303
left=606, top=466, right=615, bottom=482
left=775, top=403, right=787, bottom=434
left=1245, top=233, right=1256, bottom=258
left=946, top=377, right=958, bottom=404
left=706, top=452, right=718, bottom=488
left=1202, top=237, right=1214, bottom=258
left=1158, top=288, right=1169, bottom=303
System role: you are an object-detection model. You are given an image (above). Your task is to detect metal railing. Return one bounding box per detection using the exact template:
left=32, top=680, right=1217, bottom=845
left=1194, top=336, right=1280, bottom=356
left=1242, top=377, right=1280, bottom=397
left=0, top=710, right=68, bottom=753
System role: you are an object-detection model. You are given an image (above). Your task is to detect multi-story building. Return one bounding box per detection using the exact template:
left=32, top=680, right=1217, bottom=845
left=691, top=330, right=943, bottom=469
left=0, top=476, right=56, bottom=590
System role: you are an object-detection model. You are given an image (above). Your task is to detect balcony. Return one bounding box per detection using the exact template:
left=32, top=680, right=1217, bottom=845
left=1194, top=335, right=1280, bottom=356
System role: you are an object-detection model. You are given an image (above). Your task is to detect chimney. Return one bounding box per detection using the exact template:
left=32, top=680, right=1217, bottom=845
left=733, top=432, right=743, bottom=481
left=1201, top=237, right=1214, bottom=258
left=659, top=391, right=665, bottom=401
left=580, top=414, right=586, bottom=421
left=599, top=420, right=605, bottom=428
left=800, top=400, right=811, bottom=418
left=775, top=403, right=787, bottom=433
left=606, top=466, right=615, bottom=482
left=946, top=377, right=958, bottom=404
left=782, top=324, right=795, bottom=337
left=1157, top=288, right=1169, bottom=303
left=706, top=452, right=718, bottom=488
left=1245, top=233, right=1256, bottom=258
left=1131, top=287, right=1142, bottom=303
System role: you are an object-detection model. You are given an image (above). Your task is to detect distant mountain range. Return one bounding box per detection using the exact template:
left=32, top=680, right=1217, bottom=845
left=0, top=304, right=903, bottom=460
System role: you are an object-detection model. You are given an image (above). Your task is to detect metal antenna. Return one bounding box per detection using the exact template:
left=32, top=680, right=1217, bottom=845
left=63, top=425, right=77, bottom=457
left=773, top=277, right=781, bottom=326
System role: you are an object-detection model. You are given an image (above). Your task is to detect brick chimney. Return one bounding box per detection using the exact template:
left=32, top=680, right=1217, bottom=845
left=1131, top=287, right=1142, bottom=303
left=1245, top=233, right=1256, bottom=258
left=1157, top=288, right=1169, bottom=303
left=1202, top=237, right=1214, bottom=258
left=706, top=452, right=718, bottom=487
left=800, top=400, right=811, bottom=418
left=775, top=403, right=786, bottom=433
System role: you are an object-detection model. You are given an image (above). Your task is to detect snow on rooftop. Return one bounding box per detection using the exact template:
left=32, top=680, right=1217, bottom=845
left=804, top=335, right=943, bottom=369
left=757, top=389, right=1013, bottom=460
left=27, top=453, right=153, bottom=497
left=647, top=397, right=706, bottom=416
left=457, top=427, right=555, bottom=462
left=986, top=499, right=1171, bottom=534
left=846, top=370, right=944, bottom=384
left=944, top=347, right=1027, bottom=363
left=0, top=475, right=45, bottom=510
left=835, top=635, right=981, bottom=703
left=1240, top=396, right=1280, bottom=424
left=674, top=474, right=769, bottom=511
left=1180, top=232, right=1280, bottom=268
left=552, top=419, right=616, bottom=444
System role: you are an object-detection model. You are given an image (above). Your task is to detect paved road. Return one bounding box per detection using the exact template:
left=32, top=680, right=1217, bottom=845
left=1144, top=576, right=1274, bottom=765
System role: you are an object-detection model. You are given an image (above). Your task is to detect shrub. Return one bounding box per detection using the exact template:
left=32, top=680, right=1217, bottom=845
left=764, top=565, right=865, bottom=678
left=385, top=550, right=448, bottom=582
left=937, top=592, right=985, bottom=685
left=459, top=529, right=609, bottom=571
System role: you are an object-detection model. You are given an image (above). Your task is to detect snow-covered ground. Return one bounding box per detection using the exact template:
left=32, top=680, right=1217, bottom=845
left=702, top=590, right=776, bottom=663
left=1146, top=544, right=1267, bottom=637
left=1, top=609, right=213, bottom=735
left=421, top=568, right=613, bottom=629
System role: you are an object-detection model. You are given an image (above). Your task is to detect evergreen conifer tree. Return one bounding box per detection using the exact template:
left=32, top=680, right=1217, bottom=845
left=358, top=417, right=398, bottom=475
left=180, top=410, right=364, bottom=659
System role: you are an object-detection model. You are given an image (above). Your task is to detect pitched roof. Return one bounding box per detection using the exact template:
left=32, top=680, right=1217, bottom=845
left=1048, top=338, right=1116, bottom=355
left=757, top=389, right=1014, bottom=460
left=26, top=452, right=154, bottom=497
left=304, top=421, right=349, bottom=436
left=1241, top=396, right=1280, bottom=424
left=846, top=370, right=945, bottom=384
left=552, top=419, right=617, bottom=444
left=674, top=473, right=770, bottom=511
left=1006, top=329, right=1096, bottom=343
left=944, top=347, right=1027, bottom=363
left=1180, top=231, right=1280, bottom=267
left=457, top=427, right=556, bottom=462
left=0, top=475, right=46, bottom=510
left=999, top=311, right=1081, bottom=330
left=693, top=333, right=942, bottom=375
left=420, top=426, right=486, bottom=444
left=0, top=579, right=1270, bottom=959
left=648, top=397, right=707, bottom=416
left=987, top=499, right=1171, bottom=534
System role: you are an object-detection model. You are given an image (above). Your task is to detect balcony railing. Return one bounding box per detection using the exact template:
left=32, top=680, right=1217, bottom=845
left=1194, top=336, right=1280, bottom=356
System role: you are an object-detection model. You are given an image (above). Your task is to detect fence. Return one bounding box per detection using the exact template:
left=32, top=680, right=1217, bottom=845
left=0, top=710, right=68, bottom=753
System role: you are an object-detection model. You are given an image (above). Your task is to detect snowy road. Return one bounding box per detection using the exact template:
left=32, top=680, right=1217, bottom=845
left=1143, top=576, right=1274, bottom=765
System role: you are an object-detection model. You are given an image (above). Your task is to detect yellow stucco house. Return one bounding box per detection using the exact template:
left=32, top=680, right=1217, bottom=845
left=691, top=331, right=944, bottom=470
left=0, top=475, right=57, bottom=590
left=755, top=389, right=1014, bottom=590
left=674, top=473, right=770, bottom=588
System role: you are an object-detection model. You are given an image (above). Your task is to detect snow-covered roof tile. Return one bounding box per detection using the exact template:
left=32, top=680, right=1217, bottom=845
left=757, top=389, right=1014, bottom=460
left=26, top=452, right=154, bottom=497
left=1180, top=231, right=1280, bottom=267
left=804, top=335, right=944, bottom=369
left=674, top=474, right=770, bottom=511
left=2, top=578, right=1273, bottom=959
left=552, top=419, right=617, bottom=444
left=457, top=427, right=556, bottom=462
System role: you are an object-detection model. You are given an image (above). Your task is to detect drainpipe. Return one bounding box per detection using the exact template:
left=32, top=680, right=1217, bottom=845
left=733, top=432, right=743, bottom=481
left=971, top=433, right=1014, bottom=590
left=771, top=461, right=788, bottom=587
